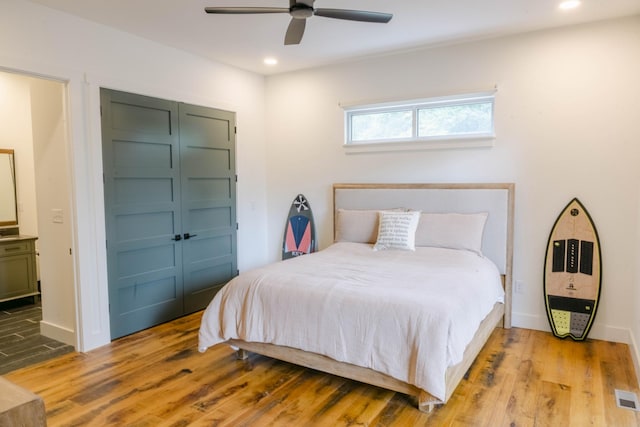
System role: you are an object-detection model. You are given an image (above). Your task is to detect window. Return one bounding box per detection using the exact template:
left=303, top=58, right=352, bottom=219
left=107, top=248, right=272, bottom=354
left=343, top=91, right=496, bottom=152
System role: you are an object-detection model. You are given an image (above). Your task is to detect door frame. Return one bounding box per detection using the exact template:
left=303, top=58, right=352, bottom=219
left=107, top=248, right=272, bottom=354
left=0, top=66, right=80, bottom=347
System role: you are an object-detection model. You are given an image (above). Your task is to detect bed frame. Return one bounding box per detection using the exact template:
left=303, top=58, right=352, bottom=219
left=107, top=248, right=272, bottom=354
left=229, top=183, right=514, bottom=412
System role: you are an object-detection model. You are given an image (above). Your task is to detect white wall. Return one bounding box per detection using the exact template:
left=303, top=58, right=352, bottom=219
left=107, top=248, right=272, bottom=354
left=29, top=76, right=77, bottom=345
left=1, top=0, right=269, bottom=350
left=265, top=16, right=640, bottom=359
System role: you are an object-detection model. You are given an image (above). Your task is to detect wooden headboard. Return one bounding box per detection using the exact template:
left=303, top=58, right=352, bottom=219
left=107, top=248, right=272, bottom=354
left=333, top=183, right=515, bottom=328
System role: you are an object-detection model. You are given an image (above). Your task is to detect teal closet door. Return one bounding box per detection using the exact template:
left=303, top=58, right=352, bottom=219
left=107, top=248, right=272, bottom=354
left=101, top=89, right=184, bottom=339
left=101, top=89, right=237, bottom=339
left=179, top=103, right=237, bottom=313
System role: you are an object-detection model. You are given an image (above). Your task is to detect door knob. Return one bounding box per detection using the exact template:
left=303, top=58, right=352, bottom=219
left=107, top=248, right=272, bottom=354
left=171, top=234, right=182, bottom=241
left=183, top=233, right=198, bottom=240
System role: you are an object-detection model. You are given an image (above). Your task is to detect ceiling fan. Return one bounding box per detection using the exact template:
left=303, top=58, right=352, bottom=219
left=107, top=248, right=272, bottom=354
left=204, top=0, right=393, bottom=45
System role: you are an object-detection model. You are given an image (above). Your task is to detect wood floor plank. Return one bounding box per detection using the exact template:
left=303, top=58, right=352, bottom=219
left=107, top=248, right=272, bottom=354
left=448, top=328, right=517, bottom=425
left=257, top=369, right=352, bottom=426
left=567, top=336, right=606, bottom=426
left=368, top=394, right=428, bottom=427
left=4, top=312, right=640, bottom=427
left=191, top=358, right=305, bottom=426
left=231, top=370, right=348, bottom=426
left=302, top=382, right=392, bottom=427
left=502, top=330, right=550, bottom=426
left=535, top=380, right=572, bottom=426
left=502, top=360, right=537, bottom=427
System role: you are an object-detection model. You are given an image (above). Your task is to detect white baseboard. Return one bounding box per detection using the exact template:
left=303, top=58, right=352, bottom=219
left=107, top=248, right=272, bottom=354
left=40, top=320, right=76, bottom=348
left=589, top=324, right=633, bottom=344
left=512, top=311, right=632, bottom=343
left=511, top=312, right=550, bottom=332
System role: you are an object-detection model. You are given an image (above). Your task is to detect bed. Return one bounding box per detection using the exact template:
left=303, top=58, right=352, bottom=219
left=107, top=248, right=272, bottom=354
left=198, top=183, right=514, bottom=412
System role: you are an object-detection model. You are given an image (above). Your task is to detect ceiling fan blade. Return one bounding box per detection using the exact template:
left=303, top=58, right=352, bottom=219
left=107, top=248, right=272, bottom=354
left=284, top=18, right=306, bottom=45
left=313, top=9, right=392, bottom=23
left=205, top=7, right=289, bottom=14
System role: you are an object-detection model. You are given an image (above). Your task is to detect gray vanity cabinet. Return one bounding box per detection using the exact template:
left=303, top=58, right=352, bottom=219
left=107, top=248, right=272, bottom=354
left=0, top=236, right=38, bottom=303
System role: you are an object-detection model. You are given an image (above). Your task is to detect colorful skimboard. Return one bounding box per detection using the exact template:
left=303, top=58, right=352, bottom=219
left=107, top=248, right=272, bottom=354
left=544, top=198, right=601, bottom=341
left=282, top=194, right=317, bottom=260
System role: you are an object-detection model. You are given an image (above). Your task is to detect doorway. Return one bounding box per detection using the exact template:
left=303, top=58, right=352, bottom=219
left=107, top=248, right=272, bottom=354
left=0, top=70, right=76, bottom=350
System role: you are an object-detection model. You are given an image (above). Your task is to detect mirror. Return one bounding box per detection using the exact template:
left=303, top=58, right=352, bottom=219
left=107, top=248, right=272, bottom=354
left=0, top=149, right=18, bottom=226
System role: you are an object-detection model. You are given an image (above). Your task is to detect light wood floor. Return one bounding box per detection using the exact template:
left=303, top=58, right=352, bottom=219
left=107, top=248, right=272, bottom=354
left=5, top=311, right=640, bottom=426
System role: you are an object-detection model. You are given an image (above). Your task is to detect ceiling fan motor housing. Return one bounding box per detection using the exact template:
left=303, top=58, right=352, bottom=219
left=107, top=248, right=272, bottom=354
left=290, top=4, right=313, bottom=19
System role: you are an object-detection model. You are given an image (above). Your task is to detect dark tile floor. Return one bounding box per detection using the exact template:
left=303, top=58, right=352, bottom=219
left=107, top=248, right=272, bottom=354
left=0, top=298, right=75, bottom=375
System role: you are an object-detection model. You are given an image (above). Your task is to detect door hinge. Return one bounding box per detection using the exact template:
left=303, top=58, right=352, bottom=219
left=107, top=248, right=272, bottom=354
left=236, top=223, right=239, bottom=230
left=235, top=269, right=240, bottom=276
left=235, top=174, right=238, bottom=182
left=234, top=126, right=237, bottom=134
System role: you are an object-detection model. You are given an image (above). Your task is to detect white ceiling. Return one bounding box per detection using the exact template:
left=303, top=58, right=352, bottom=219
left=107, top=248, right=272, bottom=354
left=26, top=0, right=640, bottom=75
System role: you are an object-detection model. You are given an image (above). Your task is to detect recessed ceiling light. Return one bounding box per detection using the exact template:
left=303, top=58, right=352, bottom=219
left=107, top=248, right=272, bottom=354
left=559, top=0, right=581, bottom=10
left=264, top=57, right=278, bottom=66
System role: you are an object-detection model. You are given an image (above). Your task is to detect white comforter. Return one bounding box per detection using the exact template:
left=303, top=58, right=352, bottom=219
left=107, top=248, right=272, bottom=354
left=198, top=242, right=504, bottom=401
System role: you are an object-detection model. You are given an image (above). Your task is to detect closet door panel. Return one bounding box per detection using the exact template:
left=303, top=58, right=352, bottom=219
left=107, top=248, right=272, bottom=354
left=101, top=89, right=184, bottom=339
left=179, top=104, right=237, bottom=313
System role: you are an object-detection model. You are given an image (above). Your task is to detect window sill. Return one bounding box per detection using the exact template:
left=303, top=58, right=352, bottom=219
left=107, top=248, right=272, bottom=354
left=343, top=136, right=495, bottom=154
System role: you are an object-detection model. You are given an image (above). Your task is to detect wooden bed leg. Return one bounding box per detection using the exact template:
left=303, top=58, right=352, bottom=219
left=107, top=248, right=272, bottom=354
left=236, top=349, right=248, bottom=360
left=417, top=390, right=440, bottom=413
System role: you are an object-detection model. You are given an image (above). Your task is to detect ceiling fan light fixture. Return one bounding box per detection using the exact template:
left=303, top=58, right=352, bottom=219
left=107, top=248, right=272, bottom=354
left=558, top=1, right=581, bottom=10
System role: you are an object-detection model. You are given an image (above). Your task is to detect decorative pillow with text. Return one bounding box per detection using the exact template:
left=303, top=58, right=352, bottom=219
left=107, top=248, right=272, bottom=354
left=373, top=210, right=421, bottom=251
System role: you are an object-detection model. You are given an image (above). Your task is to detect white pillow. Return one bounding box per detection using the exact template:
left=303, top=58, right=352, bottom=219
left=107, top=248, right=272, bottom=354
left=335, top=208, right=407, bottom=243
left=414, top=212, right=488, bottom=255
left=373, top=210, right=421, bottom=251
left=335, top=209, right=379, bottom=243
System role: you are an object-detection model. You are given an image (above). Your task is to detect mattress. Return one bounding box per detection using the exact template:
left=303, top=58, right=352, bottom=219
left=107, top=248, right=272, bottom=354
left=198, top=242, right=504, bottom=400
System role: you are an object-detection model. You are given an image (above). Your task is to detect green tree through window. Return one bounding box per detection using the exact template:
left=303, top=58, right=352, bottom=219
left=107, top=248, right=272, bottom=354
left=344, top=91, right=495, bottom=147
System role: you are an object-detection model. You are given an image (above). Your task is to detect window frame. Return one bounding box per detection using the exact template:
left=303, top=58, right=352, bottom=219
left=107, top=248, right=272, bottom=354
left=343, top=90, right=496, bottom=153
